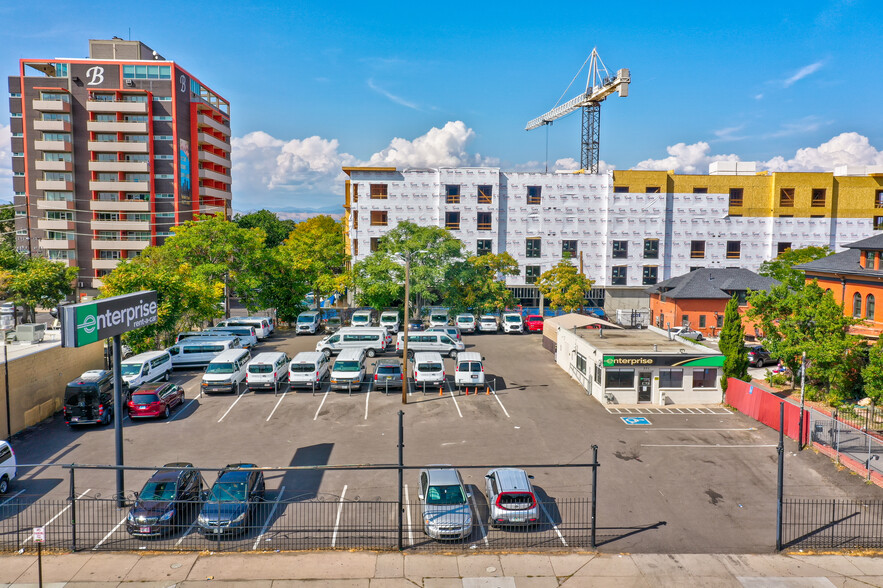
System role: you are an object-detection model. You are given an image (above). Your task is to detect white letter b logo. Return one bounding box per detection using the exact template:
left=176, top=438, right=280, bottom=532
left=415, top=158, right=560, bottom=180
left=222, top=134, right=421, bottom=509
left=85, top=66, right=105, bottom=86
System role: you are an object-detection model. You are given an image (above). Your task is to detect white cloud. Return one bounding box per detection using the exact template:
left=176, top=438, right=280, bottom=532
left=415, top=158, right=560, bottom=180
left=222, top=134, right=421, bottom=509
left=763, top=116, right=830, bottom=139
left=367, top=78, right=419, bottom=111
left=783, top=60, right=825, bottom=87
left=0, top=123, right=12, bottom=203
left=633, top=141, right=741, bottom=173
left=366, top=121, right=492, bottom=168
left=713, top=125, right=746, bottom=141
left=764, top=132, right=883, bottom=172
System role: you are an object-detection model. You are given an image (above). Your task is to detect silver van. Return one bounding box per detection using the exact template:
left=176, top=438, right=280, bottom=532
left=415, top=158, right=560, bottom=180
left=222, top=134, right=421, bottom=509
left=396, top=331, right=465, bottom=359
left=167, top=337, right=241, bottom=369
left=246, top=352, right=290, bottom=393
left=120, top=350, right=172, bottom=389
left=202, top=348, right=251, bottom=394
left=205, top=326, right=258, bottom=348
left=289, top=351, right=330, bottom=389
left=217, top=318, right=271, bottom=339
left=329, top=348, right=366, bottom=391
left=316, top=327, right=387, bottom=358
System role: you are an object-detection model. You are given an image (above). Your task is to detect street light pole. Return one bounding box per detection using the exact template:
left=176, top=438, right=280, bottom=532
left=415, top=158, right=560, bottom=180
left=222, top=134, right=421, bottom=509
left=402, top=254, right=410, bottom=405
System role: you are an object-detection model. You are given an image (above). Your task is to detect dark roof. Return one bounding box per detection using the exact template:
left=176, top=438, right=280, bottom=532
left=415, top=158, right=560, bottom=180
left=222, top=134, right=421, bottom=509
left=844, top=234, right=883, bottom=251
left=645, top=268, right=779, bottom=300
left=797, top=248, right=883, bottom=279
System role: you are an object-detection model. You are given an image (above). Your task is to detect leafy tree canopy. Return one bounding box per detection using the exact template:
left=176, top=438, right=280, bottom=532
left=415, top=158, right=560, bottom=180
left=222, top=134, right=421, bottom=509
left=536, top=259, right=595, bottom=313
left=758, top=245, right=832, bottom=290
left=7, top=256, right=78, bottom=322
left=279, top=215, right=349, bottom=303
left=233, top=209, right=296, bottom=248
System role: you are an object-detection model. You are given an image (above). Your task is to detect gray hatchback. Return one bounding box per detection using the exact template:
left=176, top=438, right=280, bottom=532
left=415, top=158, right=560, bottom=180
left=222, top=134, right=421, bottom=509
left=418, top=466, right=473, bottom=541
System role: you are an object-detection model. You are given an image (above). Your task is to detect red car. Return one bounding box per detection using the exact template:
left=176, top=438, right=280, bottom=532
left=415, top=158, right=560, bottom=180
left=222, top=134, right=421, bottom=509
left=524, top=315, right=544, bottom=332
left=127, top=382, right=185, bottom=419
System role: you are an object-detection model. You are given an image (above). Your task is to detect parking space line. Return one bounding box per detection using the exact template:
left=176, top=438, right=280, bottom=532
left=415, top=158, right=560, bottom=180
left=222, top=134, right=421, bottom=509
left=491, top=389, right=510, bottom=418
left=447, top=383, right=463, bottom=418
left=167, top=398, right=198, bottom=423
left=313, top=388, right=330, bottom=421
left=641, top=444, right=777, bottom=448
left=537, top=500, right=567, bottom=547
left=469, top=493, right=489, bottom=546
left=331, top=485, right=348, bottom=548
left=174, top=519, right=198, bottom=547
left=93, top=515, right=127, bottom=550
left=364, top=384, right=371, bottom=420
left=266, top=391, right=287, bottom=422
left=0, top=489, right=25, bottom=506
left=644, top=428, right=758, bottom=432
left=20, top=489, right=91, bottom=547
left=217, top=394, right=244, bottom=423
left=404, top=484, right=413, bottom=546
left=252, top=485, right=286, bottom=550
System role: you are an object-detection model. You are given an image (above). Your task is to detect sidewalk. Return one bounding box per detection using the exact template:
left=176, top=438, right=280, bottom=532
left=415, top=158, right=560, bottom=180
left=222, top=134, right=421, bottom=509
left=3, top=551, right=883, bottom=587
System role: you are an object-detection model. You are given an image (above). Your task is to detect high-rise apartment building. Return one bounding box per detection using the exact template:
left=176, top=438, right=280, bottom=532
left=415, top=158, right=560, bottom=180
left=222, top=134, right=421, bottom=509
left=343, top=162, right=883, bottom=313
left=8, top=38, right=231, bottom=295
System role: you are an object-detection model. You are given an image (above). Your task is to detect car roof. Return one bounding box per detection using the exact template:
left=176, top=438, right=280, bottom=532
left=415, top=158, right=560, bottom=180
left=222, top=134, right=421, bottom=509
left=480, top=315, right=497, bottom=320
left=210, top=348, right=250, bottom=362
left=131, top=382, right=170, bottom=394
left=77, top=369, right=110, bottom=381
left=292, top=351, right=324, bottom=362
left=376, top=359, right=401, bottom=367
left=336, top=348, right=365, bottom=361
left=488, top=468, right=532, bottom=491
left=425, top=467, right=461, bottom=485
left=217, top=469, right=251, bottom=482
left=123, top=350, right=169, bottom=363
left=249, top=352, right=286, bottom=364
left=457, top=352, right=482, bottom=362
left=414, top=352, right=443, bottom=362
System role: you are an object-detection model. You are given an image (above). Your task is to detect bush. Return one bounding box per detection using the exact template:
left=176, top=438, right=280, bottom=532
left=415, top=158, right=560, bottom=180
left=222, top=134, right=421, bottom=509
left=765, top=370, right=790, bottom=387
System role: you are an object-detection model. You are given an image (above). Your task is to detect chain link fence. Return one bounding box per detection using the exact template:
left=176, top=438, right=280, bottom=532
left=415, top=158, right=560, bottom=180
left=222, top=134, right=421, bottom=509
left=807, top=407, right=883, bottom=481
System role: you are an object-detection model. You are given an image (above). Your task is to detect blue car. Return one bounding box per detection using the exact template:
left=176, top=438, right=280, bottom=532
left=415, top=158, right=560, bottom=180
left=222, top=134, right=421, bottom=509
left=197, top=464, right=265, bottom=536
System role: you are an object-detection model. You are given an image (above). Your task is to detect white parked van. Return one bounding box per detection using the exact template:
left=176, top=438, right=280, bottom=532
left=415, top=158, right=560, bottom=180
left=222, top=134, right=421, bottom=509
left=396, top=331, right=465, bottom=359
left=350, top=309, right=375, bottom=327
left=329, top=348, right=366, bottom=391
left=202, top=348, right=251, bottom=394
left=296, top=311, right=322, bottom=335
left=168, top=337, right=241, bottom=369
left=205, top=325, right=258, bottom=348
left=289, top=351, right=330, bottom=389
left=246, top=352, right=290, bottom=393
left=428, top=309, right=450, bottom=328
left=502, top=312, right=524, bottom=334
left=315, top=327, right=387, bottom=358
left=0, top=440, right=16, bottom=494
left=217, top=317, right=271, bottom=339
left=120, top=350, right=172, bottom=389
left=379, top=310, right=400, bottom=333
left=454, top=352, right=485, bottom=389
left=413, top=352, right=446, bottom=386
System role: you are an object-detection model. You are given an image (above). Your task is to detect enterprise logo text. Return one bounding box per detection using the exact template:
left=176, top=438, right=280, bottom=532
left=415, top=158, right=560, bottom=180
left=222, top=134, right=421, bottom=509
left=95, top=300, right=157, bottom=331
left=612, top=358, right=654, bottom=365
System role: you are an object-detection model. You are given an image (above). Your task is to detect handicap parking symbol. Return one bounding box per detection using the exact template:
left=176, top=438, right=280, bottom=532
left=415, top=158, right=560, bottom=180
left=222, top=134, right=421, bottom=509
left=621, top=417, right=652, bottom=426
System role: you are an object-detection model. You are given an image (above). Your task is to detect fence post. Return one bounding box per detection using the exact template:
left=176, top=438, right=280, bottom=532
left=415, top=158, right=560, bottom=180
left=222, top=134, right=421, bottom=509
left=834, top=409, right=841, bottom=465
left=776, top=402, right=784, bottom=552
left=830, top=499, right=836, bottom=547
left=591, top=444, right=599, bottom=549
left=868, top=432, right=873, bottom=482
left=69, top=465, right=77, bottom=552
left=397, top=410, right=404, bottom=551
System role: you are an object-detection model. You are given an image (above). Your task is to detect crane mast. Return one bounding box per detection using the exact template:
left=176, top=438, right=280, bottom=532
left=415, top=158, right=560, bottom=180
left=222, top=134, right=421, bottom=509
left=525, top=49, right=630, bottom=173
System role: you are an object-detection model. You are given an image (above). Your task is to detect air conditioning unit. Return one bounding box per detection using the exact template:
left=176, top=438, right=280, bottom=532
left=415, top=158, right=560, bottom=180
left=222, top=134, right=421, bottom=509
left=125, top=79, right=134, bottom=87
left=78, top=281, right=85, bottom=288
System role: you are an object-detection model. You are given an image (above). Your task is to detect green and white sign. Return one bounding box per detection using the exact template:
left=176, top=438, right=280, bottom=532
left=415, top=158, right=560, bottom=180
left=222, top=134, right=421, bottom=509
left=60, top=291, right=158, bottom=347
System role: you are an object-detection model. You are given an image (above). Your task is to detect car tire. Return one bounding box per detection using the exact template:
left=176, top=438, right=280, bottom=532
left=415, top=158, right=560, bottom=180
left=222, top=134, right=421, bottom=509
left=322, top=349, right=331, bottom=359
left=163, top=406, right=170, bottom=419
left=449, top=349, right=458, bottom=359
left=407, top=350, right=415, bottom=360
left=367, top=348, right=376, bottom=358
left=0, top=475, right=8, bottom=494
left=164, top=371, right=170, bottom=382
left=756, top=359, right=764, bottom=368
left=697, top=335, right=703, bottom=341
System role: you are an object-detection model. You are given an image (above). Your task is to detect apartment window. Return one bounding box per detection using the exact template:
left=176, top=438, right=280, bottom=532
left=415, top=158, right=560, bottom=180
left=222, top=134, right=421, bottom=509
left=352, top=240, right=358, bottom=256
left=352, top=184, right=358, bottom=203
left=717, top=314, right=724, bottom=328
left=605, top=369, right=635, bottom=389
left=594, top=364, right=602, bottom=384
left=726, top=241, right=741, bottom=259
left=153, top=135, right=172, bottom=141
left=693, top=369, right=718, bottom=388
left=41, top=92, right=70, bottom=102
left=97, top=231, right=119, bottom=240
left=646, top=186, right=660, bottom=193
left=612, top=240, right=628, bottom=258
left=477, top=212, right=492, bottom=230
left=156, top=193, right=173, bottom=199
left=779, top=188, right=795, bottom=207
left=867, top=294, right=876, bottom=320
left=46, top=231, right=74, bottom=240
left=867, top=251, right=876, bottom=269
left=699, top=315, right=707, bottom=328
left=122, top=64, right=172, bottom=79
left=95, top=153, right=116, bottom=162
left=658, top=369, right=683, bottom=388
left=527, top=186, right=542, bottom=205
left=611, top=266, right=627, bottom=285
left=129, top=213, right=150, bottom=221
left=46, top=211, right=73, bottom=221
left=777, top=242, right=792, bottom=255
left=693, top=187, right=708, bottom=194
left=875, top=217, right=883, bottom=230
left=445, top=211, right=460, bottom=230
left=125, top=231, right=150, bottom=241
left=96, top=173, right=116, bottom=182
left=445, top=185, right=460, bottom=204
left=729, top=188, right=744, bottom=207
left=44, top=172, right=72, bottom=182
left=127, top=154, right=150, bottom=162
left=525, top=265, right=541, bottom=284
left=124, top=173, right=148, bottom=184
left=476, top=239, right=492, bottom=256
left=97, top=213, right=120, bottom=221
left=690, top=240, right=706, bottom=259
left=44, top=191, right=72, bottom=201
left=811, top=188, right=826, bottom=207
left=613, top=186, right=629, bottom=193
left=370, top=211, right=388, bottom=226
left=98, top=250, right=121, bottom=260
left=47, top=250, right=74, bottom=260
left=642, top=266, right=658, bottom=285
left=643, top=239, right=659, bottom=259
left=123, top=115, right=148, bottom=122
left=370, top=237, right=380, bottom=252
left=853, top=292, right=862, bottom=318
left=370, top=184, right=388, bottom=199
left=43, top=113, right=71, bottom=122
left=352, top=214, right=358, bottom=230
left=562, top=240, right=577, bottom=259
left=876, top=191, right=883, bottom=209
left=43, top=132, right=72, bottom=142
left=526, top=237, right=542, bottom=258
left=477, top=185, right=493, bottom=204
left=575, top=352, right=587, bottom=375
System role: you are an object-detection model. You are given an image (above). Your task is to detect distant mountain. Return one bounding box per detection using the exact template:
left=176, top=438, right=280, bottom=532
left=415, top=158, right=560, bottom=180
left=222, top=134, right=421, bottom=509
left=232, top=205, right=343, bottom=221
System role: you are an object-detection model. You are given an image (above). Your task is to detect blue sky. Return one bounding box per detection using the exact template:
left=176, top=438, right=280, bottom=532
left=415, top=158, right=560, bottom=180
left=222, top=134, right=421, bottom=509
left=2, top=0, right=883, bottom=211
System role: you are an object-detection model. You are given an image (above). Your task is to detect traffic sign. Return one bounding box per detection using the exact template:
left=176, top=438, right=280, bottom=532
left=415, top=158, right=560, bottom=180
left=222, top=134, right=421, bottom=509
left=621, top=416, right=652, bottom=425
left=33, top=526, right=45, bottom=543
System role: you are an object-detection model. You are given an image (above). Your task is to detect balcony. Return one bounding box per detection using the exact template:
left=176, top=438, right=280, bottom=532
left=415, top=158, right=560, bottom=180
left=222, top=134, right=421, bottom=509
left=32, top=99, right=70, bottom=113
left=33, top=120, right=71, bottom=132
left=200, top=205, right=226, bottom=216
left=86, top=120, right=149, bottom=134
left=88, top=180, right=150, bottom=192
left=34, top=160, right=72, bottom=172
left=89, top=199, right=150, bottom=212
left=88, top=160, right=149, bottom=173
left=35, top=179, right=73, bottom=191
left=86, top=100, right=148, bottom=114
left=197, top=114, right=231, bottom=135
left=91, top=278, right=104, bottom=289
left=36, top=199, right=74, bottom=210
left=88, top=140, right=149, bottom=153
left=37, top=219, right=75, bottom=231
left=92, top=239, right=149, bottom=251
left=198, top=168, right=232, bottom=183
left=197, top=131, right=230, bottom=152
left=33, top=140, right=72, bottom=152
left=91, top=259, right=123, bottom=270
left=90, top=220, right=150, bottom=231
left=197, top=148, right=230, bottom=166
left=39, top=239, right=76, bottom=250
left=198, top=185, right=231, bottom=200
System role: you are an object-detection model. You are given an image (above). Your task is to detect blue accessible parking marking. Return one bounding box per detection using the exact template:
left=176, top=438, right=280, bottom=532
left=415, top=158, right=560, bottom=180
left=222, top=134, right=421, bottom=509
left=621, top=416, right=652, bottom=426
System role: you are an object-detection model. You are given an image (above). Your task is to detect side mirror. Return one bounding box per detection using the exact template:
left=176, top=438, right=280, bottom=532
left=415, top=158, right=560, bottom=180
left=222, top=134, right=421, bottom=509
left=485, top=474, right=492, bottom=479
left=466, top=491, right=473, bottom=498
left=482, top=357, right=486, bottom=361
left=528, top=475, right=535, bottom=480
left=418, top=493, right=424, bottom=500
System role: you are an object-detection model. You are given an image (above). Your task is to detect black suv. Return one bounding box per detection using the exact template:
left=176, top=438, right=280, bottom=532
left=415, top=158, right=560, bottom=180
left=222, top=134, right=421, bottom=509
left=63, top=370, right=114, bottom=426
left=747, top=346, right=775, bottom=368
left=197, top=464, right=265, bottom=536
left=126, top=462, right=202, bottom=537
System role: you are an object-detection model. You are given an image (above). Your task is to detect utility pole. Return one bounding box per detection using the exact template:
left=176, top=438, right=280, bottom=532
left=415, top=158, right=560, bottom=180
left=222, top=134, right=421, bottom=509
left=402, top=255, right=410, bottom=405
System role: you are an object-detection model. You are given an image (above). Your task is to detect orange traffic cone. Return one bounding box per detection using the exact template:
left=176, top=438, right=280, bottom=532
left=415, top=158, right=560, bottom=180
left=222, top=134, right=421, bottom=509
left=439, top=387, right=444, bottom=396
left=465, top=387, right=469, bottom=396
left=486, top=387, right=490, bottom=395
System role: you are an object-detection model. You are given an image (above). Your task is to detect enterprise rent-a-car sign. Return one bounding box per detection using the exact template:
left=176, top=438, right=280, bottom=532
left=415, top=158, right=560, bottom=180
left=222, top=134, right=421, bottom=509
left=60, top=291, right=158, bottom=347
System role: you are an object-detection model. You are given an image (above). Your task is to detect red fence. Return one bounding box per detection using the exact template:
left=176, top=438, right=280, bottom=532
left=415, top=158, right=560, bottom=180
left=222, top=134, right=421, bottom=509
left=726, top=378, right=808, bottom=441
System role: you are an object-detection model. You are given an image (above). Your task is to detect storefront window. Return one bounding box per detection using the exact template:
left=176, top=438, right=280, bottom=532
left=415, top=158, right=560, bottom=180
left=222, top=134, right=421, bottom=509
left=605, top=369, right=635, bottom=389
left=658, top=369, right=683, bottom=388
left=575, top=353, right=587, bottom=374
left=692, top=368, right=717, bottom=388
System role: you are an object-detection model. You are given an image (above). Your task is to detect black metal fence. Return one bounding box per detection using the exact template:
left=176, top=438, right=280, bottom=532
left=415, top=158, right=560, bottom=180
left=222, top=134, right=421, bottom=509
left=781, top=499, right=883, bottom=549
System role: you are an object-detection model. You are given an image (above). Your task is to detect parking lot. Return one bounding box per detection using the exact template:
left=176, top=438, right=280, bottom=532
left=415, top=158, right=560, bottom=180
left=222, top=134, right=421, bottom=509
left=4, top=325, right=883, bottom=553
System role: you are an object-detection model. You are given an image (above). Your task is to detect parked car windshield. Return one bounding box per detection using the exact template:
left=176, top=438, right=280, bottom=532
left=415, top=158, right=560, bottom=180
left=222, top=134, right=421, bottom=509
left=206, top=362, right=235, bottom=374
left=426, top=484, right=466, bottom=505
left=505, top=315, right=521, bottom=322
left=208, top=481, right=248, bottom=502
left=334, top=361, right=361, bottom=372
left=132, top=393, right=159, bottom=404
left=431, top=314, right=447, bottom=322
left=140, top=480, right=177, bottom=501
left=297, top=315, right=315, bottom=323
left=120, top=364, right=142, bottom=376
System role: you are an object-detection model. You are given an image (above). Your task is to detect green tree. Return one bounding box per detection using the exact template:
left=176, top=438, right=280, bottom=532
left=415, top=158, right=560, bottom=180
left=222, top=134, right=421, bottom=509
left=535, top=259, right=595, bottom=312
left=7, top=257, right=78, bottom=322
left=239, top=247, right=311, bottom=325
left=233, top=209, right=296, bottom=248
left=862, top=339, right=883, bottom=403
left=718, top=295, right=749, bottom=393
left=0, top=203, right=15, bottom=249
left=352, top=252, right=404, bottom=311
left=758, top=245, right=832, bottom=291
left=445, top=253, right=520, bottom=313
left=280, top=216, right=349, bottom=311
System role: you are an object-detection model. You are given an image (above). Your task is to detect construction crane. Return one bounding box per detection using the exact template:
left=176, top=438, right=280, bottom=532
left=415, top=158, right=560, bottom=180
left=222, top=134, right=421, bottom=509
left=525, top=49, right=630, bottom=174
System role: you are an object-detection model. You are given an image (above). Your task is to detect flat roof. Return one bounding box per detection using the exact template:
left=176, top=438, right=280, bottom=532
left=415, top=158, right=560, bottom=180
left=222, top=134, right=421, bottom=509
left=573, top=327, right=719, bottom=355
